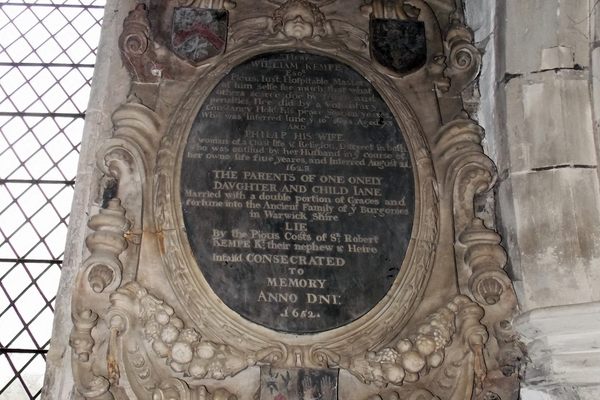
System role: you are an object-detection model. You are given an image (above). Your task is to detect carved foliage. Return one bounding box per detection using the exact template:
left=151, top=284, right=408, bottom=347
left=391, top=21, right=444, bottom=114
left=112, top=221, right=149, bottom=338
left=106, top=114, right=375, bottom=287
left=64, top=281, right=243, bottom=400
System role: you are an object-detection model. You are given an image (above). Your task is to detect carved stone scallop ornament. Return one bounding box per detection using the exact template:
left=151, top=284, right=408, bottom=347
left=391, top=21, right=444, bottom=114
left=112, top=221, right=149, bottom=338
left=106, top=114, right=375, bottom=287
left=70, top=1, right=520, bottom=400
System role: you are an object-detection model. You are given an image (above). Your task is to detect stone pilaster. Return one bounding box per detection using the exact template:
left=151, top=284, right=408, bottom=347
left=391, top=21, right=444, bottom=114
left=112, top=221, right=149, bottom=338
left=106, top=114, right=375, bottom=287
left=466, top=0, right=600, bottom=398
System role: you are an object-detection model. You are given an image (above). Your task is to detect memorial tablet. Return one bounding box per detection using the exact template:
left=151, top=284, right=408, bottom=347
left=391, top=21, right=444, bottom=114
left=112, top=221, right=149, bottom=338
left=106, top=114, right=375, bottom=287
left=181, top=52, right=415, bottom=333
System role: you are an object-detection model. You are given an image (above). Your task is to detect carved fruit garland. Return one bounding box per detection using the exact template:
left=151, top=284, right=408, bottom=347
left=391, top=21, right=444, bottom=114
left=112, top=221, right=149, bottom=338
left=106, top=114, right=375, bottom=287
left=110, top=282, right=252, bottom=381
left=347, top=295, right=487, bottom=388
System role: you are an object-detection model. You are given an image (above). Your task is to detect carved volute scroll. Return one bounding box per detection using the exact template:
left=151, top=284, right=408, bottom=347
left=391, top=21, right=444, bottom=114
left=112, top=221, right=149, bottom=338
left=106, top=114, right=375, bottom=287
left=70, top=1, right=520, bottom=399
left=83, top=199, right=130, bottom=293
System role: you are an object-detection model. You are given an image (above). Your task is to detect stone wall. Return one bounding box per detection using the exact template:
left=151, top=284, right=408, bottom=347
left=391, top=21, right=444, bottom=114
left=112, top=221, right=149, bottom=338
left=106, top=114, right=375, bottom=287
left=41, top=1, right=133, bottom=398
left=465, top=1, right=600, bottom=398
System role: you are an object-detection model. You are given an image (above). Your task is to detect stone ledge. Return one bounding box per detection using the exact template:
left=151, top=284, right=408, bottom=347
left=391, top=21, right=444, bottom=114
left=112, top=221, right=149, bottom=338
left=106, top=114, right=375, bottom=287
left=515, top=301, right=600, bottom=391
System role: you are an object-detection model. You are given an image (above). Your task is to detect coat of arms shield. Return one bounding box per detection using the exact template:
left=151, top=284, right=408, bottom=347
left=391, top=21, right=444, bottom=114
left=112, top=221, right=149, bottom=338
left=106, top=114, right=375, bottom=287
left=370, top=18, right=427, bottom=75
left=171, top=7, right=228, bottom=64
left=260, top=367, right=339, bottom=400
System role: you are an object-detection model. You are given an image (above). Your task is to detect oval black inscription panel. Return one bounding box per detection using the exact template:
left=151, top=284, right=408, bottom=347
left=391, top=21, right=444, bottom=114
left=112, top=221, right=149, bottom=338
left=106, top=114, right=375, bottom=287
left=181, top=52, right=415, bottom=333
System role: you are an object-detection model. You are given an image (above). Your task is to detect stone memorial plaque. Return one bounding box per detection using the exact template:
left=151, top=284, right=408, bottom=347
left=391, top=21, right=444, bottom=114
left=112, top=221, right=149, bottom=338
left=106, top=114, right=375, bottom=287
left=70, top=3, right=519, bottom=398
left=181, top=52, right=415, bottom=333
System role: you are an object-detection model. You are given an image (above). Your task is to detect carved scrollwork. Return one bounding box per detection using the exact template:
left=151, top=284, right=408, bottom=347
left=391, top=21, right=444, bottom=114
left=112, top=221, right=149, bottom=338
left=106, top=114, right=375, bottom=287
left=444, top=19, right=482, bottom=94
left=459, top=219, right=511, bottom=306
left=71, top=310, right=114, bottom=400
left=119, top=3, right=161, bottom=83
left=432, top=117, right=512, bottom=306
left=112, top=101, right=163, bottom=161
left=99, top=99, right=162, bottom=184
left=94, top=100, right=162, bottom=283
left=433, top=117, right=495, bottom=212
left=83, top=199, right=130, bottom=293
left=121, top=4, right=149, bottom=56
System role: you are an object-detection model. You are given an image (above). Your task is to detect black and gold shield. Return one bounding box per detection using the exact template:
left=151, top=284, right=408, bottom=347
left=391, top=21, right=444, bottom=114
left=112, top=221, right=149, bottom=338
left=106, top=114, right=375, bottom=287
left=370, top=18, right=427, bottom=74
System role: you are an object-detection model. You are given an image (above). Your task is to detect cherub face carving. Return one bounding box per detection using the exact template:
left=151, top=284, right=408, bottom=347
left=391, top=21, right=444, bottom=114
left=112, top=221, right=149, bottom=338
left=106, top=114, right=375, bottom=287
left=282, top=3, right=316, bottom=39
left=273, top=0, right=327, bottom=40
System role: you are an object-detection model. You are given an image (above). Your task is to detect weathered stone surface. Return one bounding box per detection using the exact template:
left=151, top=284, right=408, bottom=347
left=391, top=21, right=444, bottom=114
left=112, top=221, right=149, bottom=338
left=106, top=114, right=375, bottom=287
left=540, top=46, right=574, bottom=70
left=505, top=71, right=596, bottom=172
left=505, top=0, right=589, bottom=74
left=498, top=68, right=600, bottom=312
left=499, top=168, right=600, bottom=310
left=464, top=0, right=504, bottom=174
left=516, top=302, right=600, bottom=393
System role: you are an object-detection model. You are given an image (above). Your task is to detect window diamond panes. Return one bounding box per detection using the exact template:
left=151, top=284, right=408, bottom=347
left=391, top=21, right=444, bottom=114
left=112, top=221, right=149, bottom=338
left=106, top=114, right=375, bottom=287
left=0, top=1, right=105, bottom=398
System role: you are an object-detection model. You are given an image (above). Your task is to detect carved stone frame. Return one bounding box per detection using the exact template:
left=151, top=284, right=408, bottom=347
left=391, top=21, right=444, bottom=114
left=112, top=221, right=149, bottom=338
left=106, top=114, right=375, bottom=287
left=67, top=1, right=522, bottom=399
